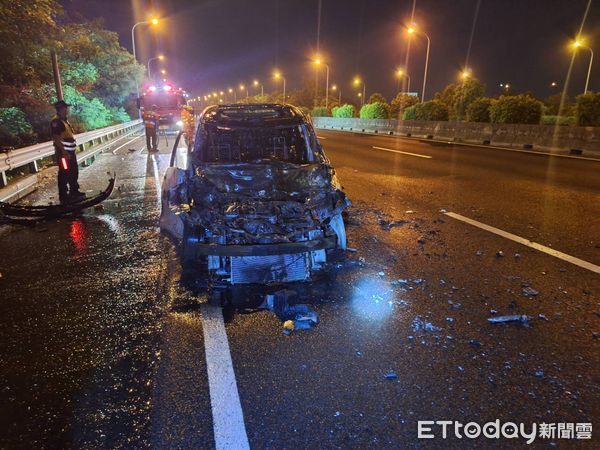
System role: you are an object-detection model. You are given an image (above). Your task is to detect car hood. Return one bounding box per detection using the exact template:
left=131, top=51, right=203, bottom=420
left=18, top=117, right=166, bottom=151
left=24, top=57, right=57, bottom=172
left=176, top=162, right=350, bottom=244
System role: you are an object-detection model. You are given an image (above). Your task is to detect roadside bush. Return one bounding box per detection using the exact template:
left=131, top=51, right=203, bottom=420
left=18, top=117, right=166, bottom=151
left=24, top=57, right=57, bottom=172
left=466, top=97, right=494, bottom=122
left=489, top=94, right=543, bottom=124
left=332, top=104, right=355, bottom=118
left=108, top=106, right=132, bottom=123
left=540, top=115, right=576, bottom=126
left=359, top=102, right=390, bottom=119
left=390, top=93, right=419, bottom=118
left=575, top=92, right=600, bottom=126
left=368, top=92, right=387, bottom=104
left=402, top=105, right=417, bottom=120
left=311, top=106, right=330, bottom=117
left=403, top=100, right=449, bottom=121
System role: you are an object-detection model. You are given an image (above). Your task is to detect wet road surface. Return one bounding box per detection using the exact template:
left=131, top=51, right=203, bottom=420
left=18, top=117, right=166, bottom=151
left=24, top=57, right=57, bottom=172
left=0, top=129, right=598, bottom=448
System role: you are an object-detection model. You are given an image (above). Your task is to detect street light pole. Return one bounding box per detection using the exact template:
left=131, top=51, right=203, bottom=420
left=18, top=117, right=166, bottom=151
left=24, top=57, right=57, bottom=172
left=583, top=46, right=594, bottom=94
left=131, top=18, right=159, bottom=96
left=407, top=25, right=431, bottom=103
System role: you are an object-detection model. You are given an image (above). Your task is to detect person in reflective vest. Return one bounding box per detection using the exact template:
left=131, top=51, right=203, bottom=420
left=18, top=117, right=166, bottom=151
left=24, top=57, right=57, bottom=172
left=50, top=100, right=85, bottom=203
left=143, top=105, right=159, bottom=152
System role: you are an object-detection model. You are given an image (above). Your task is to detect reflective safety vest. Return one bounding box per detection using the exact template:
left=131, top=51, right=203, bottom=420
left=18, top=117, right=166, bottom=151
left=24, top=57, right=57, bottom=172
left=144, top=111, right=158, bottom=129
left=50, top=116, right=77, bottom=152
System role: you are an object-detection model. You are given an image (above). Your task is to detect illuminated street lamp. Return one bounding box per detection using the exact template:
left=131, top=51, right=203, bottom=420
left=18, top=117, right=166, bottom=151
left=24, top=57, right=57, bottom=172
left=353, top=77, right=366, bottom=105
left=460, top=68, right=472, bottom=80
left=239, top=84, right=248, bottom=98
left=406, top=23, right=431, bottom=103
left=160, top=69, right=167, bottom=75
left=499, top=83, right=510, bottom=94
left=228, top=87, right=236, bottom=102
left=131, top=17, right=160, bottom=95
left=253, top=80, right=264, bottom=96
left=572, top=38, right=594, bottom=94
left=147, top=54, right=164, bottom=80
left=331, top=84, right=341, bottom=104
left=395, top=68, right=411, bottom=93
left=313, top=57, right=330, bottom=108
left=274, top=71, right=286, bottom=100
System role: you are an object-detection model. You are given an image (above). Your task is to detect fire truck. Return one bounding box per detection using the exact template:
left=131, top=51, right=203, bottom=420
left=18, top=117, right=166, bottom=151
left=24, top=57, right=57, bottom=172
left=138, top=81, right=187, bottom=131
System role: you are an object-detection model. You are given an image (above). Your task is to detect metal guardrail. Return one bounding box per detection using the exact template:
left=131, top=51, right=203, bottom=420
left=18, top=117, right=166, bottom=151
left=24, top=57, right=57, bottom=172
left=0, top=120, right=142, bottom=187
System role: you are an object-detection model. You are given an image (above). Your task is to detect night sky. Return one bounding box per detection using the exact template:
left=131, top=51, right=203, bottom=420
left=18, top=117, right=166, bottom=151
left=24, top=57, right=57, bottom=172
left=62, top=0, right=598, bottom=102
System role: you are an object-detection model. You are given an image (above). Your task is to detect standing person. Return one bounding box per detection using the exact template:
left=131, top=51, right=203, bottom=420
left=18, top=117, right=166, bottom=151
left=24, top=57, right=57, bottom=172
left=51, top=100, right=85, bottom=203
left=143, top=105, right=159, bottom=152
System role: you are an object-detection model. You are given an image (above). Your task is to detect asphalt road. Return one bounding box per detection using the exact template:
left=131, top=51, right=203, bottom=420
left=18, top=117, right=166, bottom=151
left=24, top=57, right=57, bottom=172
left=0, top=128, right=598, bottom=449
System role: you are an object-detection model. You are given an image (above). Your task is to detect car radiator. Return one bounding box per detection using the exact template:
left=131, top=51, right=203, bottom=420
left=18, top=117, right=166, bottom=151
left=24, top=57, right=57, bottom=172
left=230, top=253, right=309, bottom=284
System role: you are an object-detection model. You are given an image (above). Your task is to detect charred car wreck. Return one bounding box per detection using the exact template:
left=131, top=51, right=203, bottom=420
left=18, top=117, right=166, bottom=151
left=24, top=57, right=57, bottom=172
left=160, top=104, right=350, bottom=285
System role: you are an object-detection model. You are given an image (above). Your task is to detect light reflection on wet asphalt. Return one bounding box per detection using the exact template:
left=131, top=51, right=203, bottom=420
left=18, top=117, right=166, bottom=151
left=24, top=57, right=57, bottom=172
left=0, top=131, right=598, bottom=448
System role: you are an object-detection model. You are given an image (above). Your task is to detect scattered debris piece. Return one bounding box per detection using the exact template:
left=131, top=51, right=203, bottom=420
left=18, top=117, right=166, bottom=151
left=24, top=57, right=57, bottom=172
left=489, top=309, right=498, bottom=315
left=128, top=148, right=136, bottom=152
left=457, top=366, right=465, bottom=372
left=93, top=204, right=104, bottom=211
left=538, top=313, right=548, bottom=321
left=522, top=286, right=539, bottom=297
left=593, top=332, right=600, bottom=340
left=391, top=279, right=408, bottom=285
left=413, top=278, right=425, bottom=285
left=417, top=237, right=426, bottom=244
left=468, top=339, right=482, bottom=348
left=446, top=317, right=454, bottom=323
left=439, top=208, right=447, bottom=213
left=476, top=250, right=483, bottom=256
left=346, top=247, right=358, bottom=253
left=496, top=251, right=505, bottom=257
left=379, top=219, right=409, bottom=231
left=534, top=369, right=544, bottom=377
left=378, top=271, right=385, bottom=277
left=514, top=253, right=521, bottom=258
left=405, top=210, right=416, bottom=214
left=412, top=316, right=441, bottom=332
left=487, top=315, right=532, bottom=325
left=385, top=371, right=398, bottom=380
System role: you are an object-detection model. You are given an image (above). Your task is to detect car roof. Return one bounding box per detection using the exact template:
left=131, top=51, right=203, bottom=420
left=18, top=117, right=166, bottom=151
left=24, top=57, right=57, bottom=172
left=201, top=103, right=308, bottom=127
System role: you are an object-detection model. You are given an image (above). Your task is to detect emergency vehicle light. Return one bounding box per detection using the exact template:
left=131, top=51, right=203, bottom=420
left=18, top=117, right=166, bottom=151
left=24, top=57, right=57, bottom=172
left=163, top=85, right=172, bottom=91
left=149, top=85, right=157, bottom=92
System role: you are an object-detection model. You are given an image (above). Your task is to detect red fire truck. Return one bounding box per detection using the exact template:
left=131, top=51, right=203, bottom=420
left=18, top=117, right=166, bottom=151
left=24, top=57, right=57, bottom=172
left=138, top=81, right=187, bottom=130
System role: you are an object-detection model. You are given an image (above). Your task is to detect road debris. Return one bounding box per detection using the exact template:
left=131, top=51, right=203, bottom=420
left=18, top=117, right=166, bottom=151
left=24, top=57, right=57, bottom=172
left=522, top=286, right=539, bottom=297
left=379, top=219, right=409, bottom=230
left=496, top=251, right=505, bottom=257
left=487, top=314, right=532, bottom=325
left=385, top=371, right=398, bottom=380
left=412, top=316, right=441, bottom=332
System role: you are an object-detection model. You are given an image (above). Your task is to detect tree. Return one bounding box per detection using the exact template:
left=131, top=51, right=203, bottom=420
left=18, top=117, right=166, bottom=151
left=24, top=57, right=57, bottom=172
left=312, top=106, right=330, bottom=117
left=0, top=0, right=61, bottom=87
left=489, top=95, right=543, bottom=124
left=453, top=79, right=485, bottom=120
left=575, top=92, right=600, bottom=126
left=332, top=104, right=355, bottom=118
left=390, top=93, right=419, bottom=118
left=434, top=83, right=457, bottom=110
left=466, top=97, right=494, bottom=122
left=368, top=93, right=387, bottom=104
left=403, top=100, right=449, bottom=121
left=544, top=93, right=571, bottom=116
left=59, top=21, right=145, bottom=107
left=359, top=102, right=390, bottom=119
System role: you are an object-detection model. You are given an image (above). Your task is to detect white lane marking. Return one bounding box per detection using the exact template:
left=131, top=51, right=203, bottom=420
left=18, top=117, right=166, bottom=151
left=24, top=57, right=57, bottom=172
left=111, top=135, right=143, bottom=154
left=442, top=140, right=600, bottom=162
left=372, top=146, right=432, bottom=159
left=445, top=212, right=600, bottom=274
left=200, top=305, right=250, bottom=450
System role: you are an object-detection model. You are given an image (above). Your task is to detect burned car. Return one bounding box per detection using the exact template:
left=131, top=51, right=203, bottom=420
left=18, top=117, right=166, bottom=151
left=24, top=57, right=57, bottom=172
left=160, top=103, right=350, bottom=284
